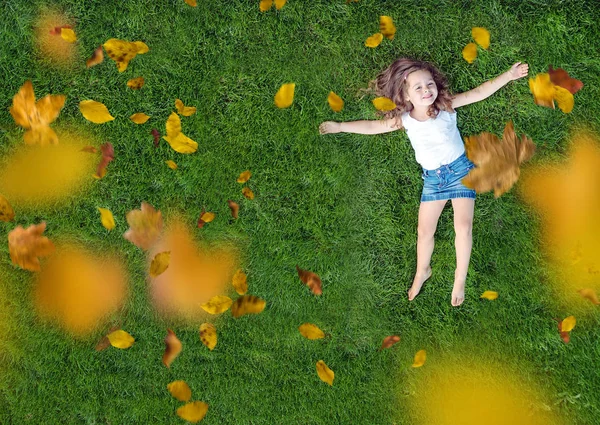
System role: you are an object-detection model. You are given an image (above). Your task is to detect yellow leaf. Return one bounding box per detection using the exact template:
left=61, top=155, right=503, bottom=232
left=412, top=349, right=426, bottom=367
left=274, top=83, right=295, bottom=108
left=150, top=251, right=170, bottom=277
left=561, top=315, right=576, bottom=332
left=107, top=329, right=135, bottom=349
left=480, top=290, right=498, bottom=300
left=175, top=99, right=197, bottom=116
left=163, top=112, right=198, bottom=153
left=365, top=33, right=383, bottom=48
left=60, top=28, right=77, bottom=43
left=372, top=96, right=396, bottom=112
left=231, top=295, right=266, bottom=318
left=327, top=91, right=344, bottom=112
left=97, top=207, right=115, bottom=230
left=242, top=187, right=255, bottom=200
left=232, top=269, right=248, bottom=295
left=528, top=73, right=555, bottom=109
left=184, top=0, right=197, bottom=6
left=471, top=27, right=490, bottom=49
left=133, top=41, right=149, bottom=54
left=316, top=360, right=334, bottom=385
left=259, top=0, right=273, bottom=12
left=167, top=380, right=192, bottom=402
left=130, top=113, right=150, bottom=124
left=177, top=401, right=208, bottom=423
left=165, top=160, right=178, bottom=170
left=199, top=323, right=217, bottom=350
left=200, top=295, right=233, bottom=314
left=462, top=43, right=477, bottom=64
left=275, top=0, right=287, bottom=9
left=200, top=211, right=215, bottom=223
left=103, top=39, right=148, bottom=73
left=299, top=323, right=325, bottom=340
left=554, top=85, right=574, bottom=113
left=127, top=77, right=145, bottom=90
left=79, top=100, right=115, bottom=124
left=379, top=16, right=396, bottom=40
left=0, top=194, right=15, bottom=222
left=237, top=170, right=252, bottom=183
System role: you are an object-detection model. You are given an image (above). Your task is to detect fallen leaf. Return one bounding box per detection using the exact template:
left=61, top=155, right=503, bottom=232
left=296, top=265, right=322, bottom=295
left=553, top=85, right=574, bottom=113
left=275, top=0, right=286, bottom=9
left=60, top=28, right=77, bottom=43
left=0, top=194, right=15, bottom=222
left=79, top=100, right=115, bottom=124
left=232, top=269, right=248, bottom=295
left=242, top=187, right=254, bottom=200
left=462, top=121, right=536, bottom=198
left=184, top=0, right=197, bottom=6
left=260, top=0, right=286, bottom=11
left=548, top=65, right=583, bottom=94
left=81, top=146, right=97, bottom=153
left=86, top=45, right=104, bottom=68
left=199, top=323, right=217, bottom=350
left=316, top=360, right=334, bottom=385
left=49, top=25, right=72, bottom=35
left=365, top=32, right=383, bottom=48
left=196, top=209, right=214, bottom=228
left=274, top=83, right=295, bottom=108
left=163, top=328, right=182, bottom=367
left=237, top=170, right=251, bottom=183
left=412, top=349, right=427, bottom=367
left=107, top=329, right=135, bottom=349
left=94, top=142, right=114, bottom=179
left=372, top=96, right=396, bottom=112
left=103, top=38, right=149, bottom=72
left=165, top=160, right=178, bottom=170
left=97, top=207, right=115, bottom=230
left=200, top=295, right=233, bottom=314
left=8, top=222, right=55, bottom=271
left=151, top=128, right=160, bottom=147
left=528, top=73, right=555, bottom=109
left=177, top=401, right=208, bottom=423
left=462, top=43, right=477, bottom=64
left=299, top=323, right=325, bottom=340
left=227, top=200, right=239, bottom=219
left=561, top=315, right=576, bottom=332
left=231, top=295, right=266, bottom=318
left=167, top=380, right=192, bottom=402
left=163, top=112, right=198, bottom=153
left=480, top=290, right=498, bottom=300
left=127, top=77, right=145, bottom=90
left=94, top=325, right=120, bottom=351
left=577, top=288, right=600, bottom=305
left=123, top=202, right=163, bottom=250
left=150, top=251, right=170, bottom=277
left=9, top=80, right=65, bottom=146
left=327, top=91, right=344, bottom=112
left=379, top=335, right=400, bottom=350
left=471, top=27, right=490, bottom=49
left=130, top=113, right=150, bottom=124
left=555, top=319, right=571, bottom=344
left=175, top=99, right=197, bottom=116
left=379, top=16, right=396, bottom=40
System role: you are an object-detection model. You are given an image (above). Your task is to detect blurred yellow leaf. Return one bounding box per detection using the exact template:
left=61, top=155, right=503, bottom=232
left=561, top=315, right=576, bottom=332
left=123, top=202, right=164, bottom=250
left=199, top=323, right=217, bottom=350
left=103, top=38, right=149, bottom=72
left=177, top=401, right=208, bottom=423
left=200, top=295, right=233, bottom=314
left=184, top=0, right=197, bottom=6
left=107, top=329, right=135, bottom=349
left=471, top=27, right=490, bottom=49
left=299, top=323, right=325, bottom=340
left=412, top=349, right=426, bottom=367
left=232, top=269, right=248, bottom=295
left=8, top=222, right=55, bottom=271
left=163, top=328, right=182, bottom=368
left=260, top=0, right=286, bottom=11
left=60, top=28, right=77, bottom=43
left=0, top=194, right=15, bottom=222
left=365, top=33, right=383, bottom=48
left=275, top=0, right=286, bottom=9
left=327, top=91, right=344, bottom=112
left=86, top=45, right=104, bottom=68
left=242, top=187, right=254, bottom=200
left=480, top=290, right=498, bottom=300
left=175, top=99, right=197, bottom=116
left=372, top=96, right=396, bottom=112
left=163, top=112, right=198, bottom=153
left=79, top=100, right=115, bottom=124
left=130, top=113, right=150, bottom=124
left=237, top=170, right=251, bottom=183
left=167, top=380, right=192, bottom=401
left=462, top=43, right=477, bottom=64
left=316, top=360, right=334, bottom=385
left=127, top=77, right=145, bottom=90
left=231, top=295, right=266, bottom=318
left=379, top=16, right=396, bottom=40
left=274, top=83, right=295, bottom=108
left=150, top=251, right=170, bottom=277
left=165, top=160, right=178, bottom=170
left=578, top=288, right=600, bottom=305
left=97, top=207, right=115, bottom=230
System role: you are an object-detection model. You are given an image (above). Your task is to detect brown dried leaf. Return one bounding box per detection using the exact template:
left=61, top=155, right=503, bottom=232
left=8, top=222, right=55, bottom=271
left=296, top=265, right=322, bottom=295
left=162, top=328, right=182, bottom=368
left=379, top=335, right=400, bottom=350
left=227, top=200, right=239, bottom=219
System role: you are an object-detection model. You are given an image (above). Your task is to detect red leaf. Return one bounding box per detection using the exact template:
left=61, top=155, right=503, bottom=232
left=548, top=65, right=584, bottom=94
left=379, top=335, right=400, bottom=350
left=151, top=129, right=160, bottom=148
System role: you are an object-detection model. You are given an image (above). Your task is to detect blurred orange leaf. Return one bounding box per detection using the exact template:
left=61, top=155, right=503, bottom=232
left=237, top=170, right=251, bottom=183
left=365, top=33, right=383, bottom=48
left=199, top=323, right=217, bottom=350
left=150, top=251, right=170, bottom=277
left=175, top=99, right=197, bottom=117
left=107, top=329, right=135, bottom=349
left=167, top=380, right=192, bottom=401
left=232, top=269, right=248, bottom=295
left=127, top=77, right=145, bottom=90
left=200, top=295, right=233, bottom=314
left=0, top=194, right=15, bottom=222
left=462, top=43, right=477, bottom=64
left=578, top=288, right=600, bottom=305
left=296, top=265, right=322, bottom=295
left=316, top=360, right=334, bottom=385
left=231, top=295, right=266, bottom=318
left=379, top=335, right=400, bottom=350
left=274, top=83, right=295, bottom=108
left=177, top=401, right=208, bottom=423
left=86, top=45, right=104, bottom=68
left=471, top=27, right=490, bottom=49
left=123, top=202, right=163, bottom=250
left=412, top=349, right=426, bottom=367
left=299, top=323, right=325, bottom=340
left=327, top=91, right=344, bottom=112
left=529, top=72, right=575, bottom=113
left=242, top=187, right=254, bottom=200
left=372, top=96, right=396, bottom=112
left=8, top=222, right=55, bottom=271
left=163, top=329, right=182, bottom=368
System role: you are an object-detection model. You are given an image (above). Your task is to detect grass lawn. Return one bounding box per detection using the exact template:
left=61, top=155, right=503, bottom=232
left=1, top=0, right=600, bottom=423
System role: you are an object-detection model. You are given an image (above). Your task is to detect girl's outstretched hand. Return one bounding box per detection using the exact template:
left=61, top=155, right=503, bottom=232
left=508, top=62, right=529, bottom=80
left=319, top=121, right=341, bottom=134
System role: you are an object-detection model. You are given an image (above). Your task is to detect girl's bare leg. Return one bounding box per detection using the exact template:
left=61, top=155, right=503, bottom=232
left=450, top=197, right=475, bottom=306
left=408, top=199, right=447, bottom=300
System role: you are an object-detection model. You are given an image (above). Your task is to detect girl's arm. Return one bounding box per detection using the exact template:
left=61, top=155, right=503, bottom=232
left=451, top=62, right=529, bottom=109
left=319, top=118, right=402, bottom=135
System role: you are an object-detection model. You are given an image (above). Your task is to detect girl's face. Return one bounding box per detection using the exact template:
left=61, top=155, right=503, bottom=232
left=404, top=70, right=438, bottom=108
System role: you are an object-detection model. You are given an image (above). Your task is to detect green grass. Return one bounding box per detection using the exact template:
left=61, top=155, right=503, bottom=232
left=1, top=0, right=600, bottom=423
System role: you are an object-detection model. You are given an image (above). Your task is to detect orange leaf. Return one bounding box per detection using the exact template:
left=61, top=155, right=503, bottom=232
left=548, top=65, right=583, bottom=94
left=296, top=265, right=322, bottom=295
left=0, top=194, right=15, bottom=222
left=8, top=222, right=55, bottom=271
left=379, top=335, right=400, bottom=350
left=167, top=380, right=192, bottom=401
left=176, top=401, right=208, bottom=423
left=242, top=187, right=254, bottom=200
left=231, top=295, right=266, bottom=318
left=232, top=269, right=248, bottom=295
left=86, top=45, right=104, bottom=68
left=199, top=323, right=217, bottom=350
left=237, top=170, right=251, bottom=183
left=123, top=202, right=163, bottom=250
left=227, top=200, right=239, bottom=219
left=578, top=288, right=600, bottom=305
left=163, top=328, right=182, bottom=368
left=127, top=77, right=145, bottom=90
left=462, top=43, right=477, bottom=64
left=316, top=360, right=334, bottom=385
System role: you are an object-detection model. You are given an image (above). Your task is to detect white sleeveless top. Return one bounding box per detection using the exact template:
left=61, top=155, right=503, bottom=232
left=401, top=110, right=465, bottom=170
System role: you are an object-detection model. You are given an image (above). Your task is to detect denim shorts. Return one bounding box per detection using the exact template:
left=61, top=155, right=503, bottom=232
left=421, top=152, right=477, bottom=202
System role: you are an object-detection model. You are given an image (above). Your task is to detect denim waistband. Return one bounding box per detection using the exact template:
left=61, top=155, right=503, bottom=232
left=422, top=152, right=467, bottom=176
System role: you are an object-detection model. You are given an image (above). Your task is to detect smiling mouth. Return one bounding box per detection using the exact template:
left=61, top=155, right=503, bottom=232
left=423, top=94, right=433, bottom=99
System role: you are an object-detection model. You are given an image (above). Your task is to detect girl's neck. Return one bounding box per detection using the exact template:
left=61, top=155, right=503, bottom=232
left=409, top=106, right=431, bottom=122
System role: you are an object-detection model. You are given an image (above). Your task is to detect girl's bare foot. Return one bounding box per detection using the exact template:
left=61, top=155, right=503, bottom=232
left=408, top=266, right=432, bottom=301
left=451, top=277, right=466, bottom=306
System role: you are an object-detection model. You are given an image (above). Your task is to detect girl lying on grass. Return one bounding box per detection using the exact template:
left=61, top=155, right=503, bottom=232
left=319, top=58, right=528, bottom=306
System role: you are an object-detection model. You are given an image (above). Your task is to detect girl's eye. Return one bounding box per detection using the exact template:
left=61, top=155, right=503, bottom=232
left=416, top=87, right=421, bottom=90
left=428, top=82, right=434, bottom=86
